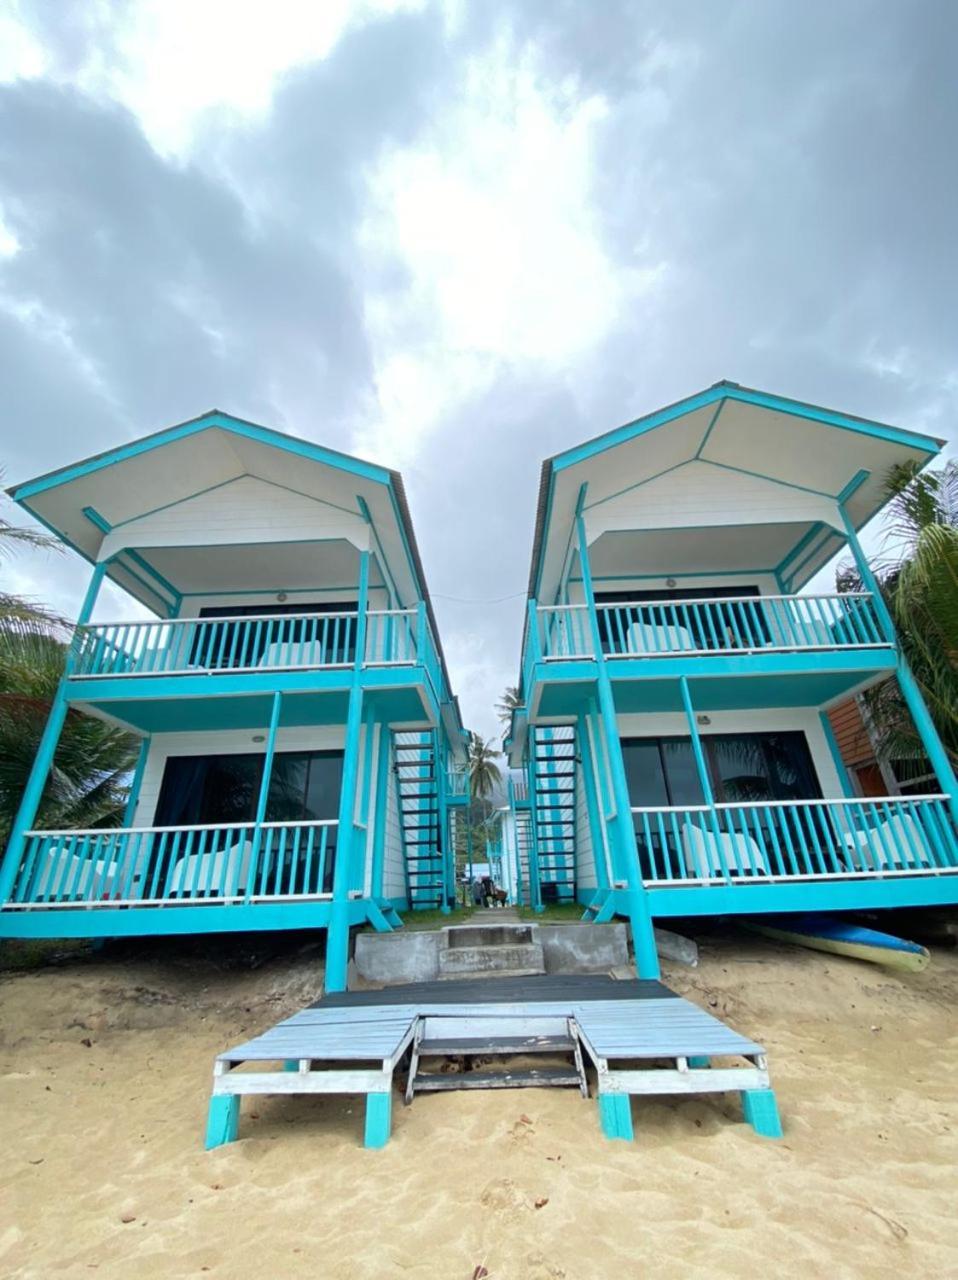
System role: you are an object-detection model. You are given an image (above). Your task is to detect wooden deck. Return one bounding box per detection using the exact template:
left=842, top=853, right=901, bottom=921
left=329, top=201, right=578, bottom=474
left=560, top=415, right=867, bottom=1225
left=207, top=974, right=781, bottom=1150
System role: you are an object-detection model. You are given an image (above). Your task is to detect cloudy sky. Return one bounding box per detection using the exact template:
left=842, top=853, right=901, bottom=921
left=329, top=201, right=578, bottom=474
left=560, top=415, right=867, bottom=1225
left=1, top=0, right=955, bottom=740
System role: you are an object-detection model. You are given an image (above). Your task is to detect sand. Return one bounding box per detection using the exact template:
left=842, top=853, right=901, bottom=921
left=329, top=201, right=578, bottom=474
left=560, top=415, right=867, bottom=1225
left=2, top=932, right=957, bottom=1280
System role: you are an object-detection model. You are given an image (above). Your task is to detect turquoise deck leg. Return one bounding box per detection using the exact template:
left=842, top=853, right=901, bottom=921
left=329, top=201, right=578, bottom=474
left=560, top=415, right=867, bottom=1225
left=364, top=1091, right=392, bottom=1149
left=283, top=1059, right=299, bottom=1072
left=741, top=1089, right=783, bottom=1139
left=205, top=1094, right=240, bottom=1149
left=598, top=1093, right=634, bottom=1141
left=688, top=1056, right=710, bottom=1069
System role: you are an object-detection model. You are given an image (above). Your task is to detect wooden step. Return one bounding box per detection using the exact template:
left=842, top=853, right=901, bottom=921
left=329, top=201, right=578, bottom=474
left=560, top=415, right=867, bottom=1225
left=412, top=1067, right=584, bottom=1091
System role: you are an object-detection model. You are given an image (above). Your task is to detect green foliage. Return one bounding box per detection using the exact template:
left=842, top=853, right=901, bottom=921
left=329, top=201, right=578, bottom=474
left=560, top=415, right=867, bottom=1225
left=466, top=730, right=502, bottom=799
left=839, top=461, right=958, bottom=769
left=0, top=488, right=138, bottom=846
left=496, top=684, right=522, bottom=724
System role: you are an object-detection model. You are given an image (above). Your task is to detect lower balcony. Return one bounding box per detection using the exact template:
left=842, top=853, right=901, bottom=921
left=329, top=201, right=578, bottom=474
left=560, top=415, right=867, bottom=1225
left=0, top=820, right=365, bottom=936
left=631, top=794, right=958, bottom=915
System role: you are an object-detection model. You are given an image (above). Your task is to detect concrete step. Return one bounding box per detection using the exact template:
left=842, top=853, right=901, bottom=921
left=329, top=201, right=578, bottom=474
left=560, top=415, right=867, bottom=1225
left=438, top=941, right=546, bottom=977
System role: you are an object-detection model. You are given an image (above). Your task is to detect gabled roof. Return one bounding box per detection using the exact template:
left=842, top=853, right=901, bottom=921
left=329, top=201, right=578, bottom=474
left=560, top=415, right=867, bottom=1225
left=9, top=409, right=460, bottom=719
left=529, top=380, right=944, bottom=601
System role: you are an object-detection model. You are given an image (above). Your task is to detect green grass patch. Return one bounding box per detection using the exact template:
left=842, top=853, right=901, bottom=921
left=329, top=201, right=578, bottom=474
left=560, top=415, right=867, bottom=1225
left=515, top=903, right=586, bottom=924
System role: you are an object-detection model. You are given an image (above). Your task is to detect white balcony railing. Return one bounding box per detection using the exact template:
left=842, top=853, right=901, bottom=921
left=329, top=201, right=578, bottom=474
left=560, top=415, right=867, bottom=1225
left=631, top=795, right=958, bottom=887
left=70, top=607, right=434, bottom=679
left=533, top=593, right=893, bottom=662
left=2, top=820, right=340, bottom=909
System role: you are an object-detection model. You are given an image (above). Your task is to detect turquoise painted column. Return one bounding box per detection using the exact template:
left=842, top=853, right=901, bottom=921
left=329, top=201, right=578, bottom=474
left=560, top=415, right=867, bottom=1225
left=896, top=662, right=958, bottom=809
left=370, top=720, right=391, bottom=899
left=254, top=692, right=283, bottom=825
left=326, top=550, right=370, bottom=993
left=123, top=735, right=151, bottom=824
left=436, top=731, right=452, bottom=914
left=0, top=561, right=107, bottom=904
left=679, top=678, right=714, bottom=806
left=819, top=711, right=855, bottom=797
left=576, top=709, right=610, bottom=891
left=840, top=507, right=957, bottom=806
left=575, top=496, right=659, bottom=978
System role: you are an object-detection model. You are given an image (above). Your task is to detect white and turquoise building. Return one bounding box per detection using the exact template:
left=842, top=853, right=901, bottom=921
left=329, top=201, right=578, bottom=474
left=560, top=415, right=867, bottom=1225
left=505, top=382, right=958, bottom=976
left=1, top=411, right=468, bottom=989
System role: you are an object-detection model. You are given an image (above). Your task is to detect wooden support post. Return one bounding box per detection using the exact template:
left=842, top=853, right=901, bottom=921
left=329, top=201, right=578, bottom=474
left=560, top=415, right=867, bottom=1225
left=363, top=1090, right=392, bottom=1148
left=205, top=1094, right=240, bottom=1149
left=741, top=1089, right=783, bottom=1139
left=598, top=1093, right=634, bottom=1141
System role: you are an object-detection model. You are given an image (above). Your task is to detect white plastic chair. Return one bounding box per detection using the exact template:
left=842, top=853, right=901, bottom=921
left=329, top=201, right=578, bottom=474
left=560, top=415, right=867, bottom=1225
left=625, top=621, right=696, bottom=654
left=167, top=839, right=255, bottom=897
left=841, top=812, right=934, bottom=871
left=682, top=822, right=770, bottom=879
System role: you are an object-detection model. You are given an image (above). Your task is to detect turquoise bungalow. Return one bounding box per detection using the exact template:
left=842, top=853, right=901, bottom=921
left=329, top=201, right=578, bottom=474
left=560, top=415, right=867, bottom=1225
left=1, top=412, right=468, bottom=990
left=505, top=382, right=958, bottom=977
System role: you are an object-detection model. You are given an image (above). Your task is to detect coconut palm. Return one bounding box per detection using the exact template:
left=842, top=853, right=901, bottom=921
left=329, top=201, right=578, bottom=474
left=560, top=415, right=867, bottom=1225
left=1, top=473, right=64, bottom=638
left=467, top=731, right=502, bottom=800
left=0, top=628, right=138, bottom=846
left=496, top=685, right=522, bottom=724
left=0, top=481, right=137, bottom=845
left=838, top=460, right=958, bottom=772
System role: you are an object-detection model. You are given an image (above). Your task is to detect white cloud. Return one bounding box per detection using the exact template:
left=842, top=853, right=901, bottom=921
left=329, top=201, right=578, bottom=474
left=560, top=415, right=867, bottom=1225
left=2, top=0, right=428, bottom=157
left=353, top=34, right=667, bottom=465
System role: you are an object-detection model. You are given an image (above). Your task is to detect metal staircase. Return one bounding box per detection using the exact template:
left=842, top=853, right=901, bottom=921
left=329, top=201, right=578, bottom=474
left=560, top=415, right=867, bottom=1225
left=393, top=730, right=444, bottom=909
left=514, top=810, right=534, bottom=907
left=530, top=725, right=577, bottom=904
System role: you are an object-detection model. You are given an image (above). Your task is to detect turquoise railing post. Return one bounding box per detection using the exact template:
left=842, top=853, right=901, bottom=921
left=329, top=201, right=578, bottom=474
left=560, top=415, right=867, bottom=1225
left=819, top=711, right=855, bottom=798
left=0, top=561, right=107, bottom=904
left=436, top=733, right=452, bottom=914
left=244, top=692, right=282, bottom=900
left=327, top=551, right=370, bottom=993
left=840, top=505, right=958, bottom=809
left=574, top=491, right=659, bottom=978
left=123, top=735, right=151, bottom=825
left=415, top=600, right=426, bottom=666
left=526, top=598, right=541, bottom=662
left=370, top=722, right=391, bottom=899
left=525, top=750, right=544, bottom=911
left=577, top=710, right=610, bottom=892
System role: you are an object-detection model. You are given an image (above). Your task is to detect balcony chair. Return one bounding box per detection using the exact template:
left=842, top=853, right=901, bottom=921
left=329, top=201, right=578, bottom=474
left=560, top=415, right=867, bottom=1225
left=840, top=811, right=935, bottom=872
left=31, top=843, right=149, bottom=902
left=625, top=620, right=696, bottom=654
left=166, top=837, right=256, bottom=898
left=682, top=821, right=770, bottom=880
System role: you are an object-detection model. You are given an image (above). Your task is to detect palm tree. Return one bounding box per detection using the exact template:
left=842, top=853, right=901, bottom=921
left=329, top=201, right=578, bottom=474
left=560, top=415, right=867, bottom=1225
left=467, top=731, right=502, bottom=800
left=496, top=685, right=522, bottom=724
left=1, top=472, right=65, bottom=638
left=0, top=483, right=137, bottom=845
left=839, top=460, right=958, bottom=772
left=0, top=626, right=139, bottom=849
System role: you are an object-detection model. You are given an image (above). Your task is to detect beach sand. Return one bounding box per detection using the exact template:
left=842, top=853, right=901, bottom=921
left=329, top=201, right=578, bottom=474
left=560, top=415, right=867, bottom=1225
left=2, top=931, right=957, bottom=1279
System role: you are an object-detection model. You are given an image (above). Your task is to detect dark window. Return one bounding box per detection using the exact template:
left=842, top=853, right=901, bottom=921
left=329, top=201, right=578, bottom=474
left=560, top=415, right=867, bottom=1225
left=595, top=586, right=767, bottom=654
left=152, top=749, right=344, bottom=896
left=623, top=731, right=821, bottom=878
left=155, top=750, right=344, bottom=826
left=621, top=731, right=820, bottom=807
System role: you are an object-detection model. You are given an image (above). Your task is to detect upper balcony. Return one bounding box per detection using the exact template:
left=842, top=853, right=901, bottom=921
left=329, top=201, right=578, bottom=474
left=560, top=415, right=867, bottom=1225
left=532, top=590, right=893, bottom=665
left=70, top=604, right=443, bottom=691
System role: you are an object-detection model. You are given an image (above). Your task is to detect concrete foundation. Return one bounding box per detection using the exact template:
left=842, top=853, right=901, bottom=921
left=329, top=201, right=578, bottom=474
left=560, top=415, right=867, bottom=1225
left=353, top=920, right=634, bottom=986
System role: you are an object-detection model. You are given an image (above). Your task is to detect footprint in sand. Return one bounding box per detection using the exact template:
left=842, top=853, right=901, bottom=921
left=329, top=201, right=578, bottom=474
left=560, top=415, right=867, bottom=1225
left=479, top=1178, right=531, bottom=1214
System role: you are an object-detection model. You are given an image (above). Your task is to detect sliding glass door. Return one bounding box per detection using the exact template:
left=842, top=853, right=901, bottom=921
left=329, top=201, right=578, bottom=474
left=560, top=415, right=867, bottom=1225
left=623, top=731, right=821, bottom=878
left=152, top=750, right=344, bottom=894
